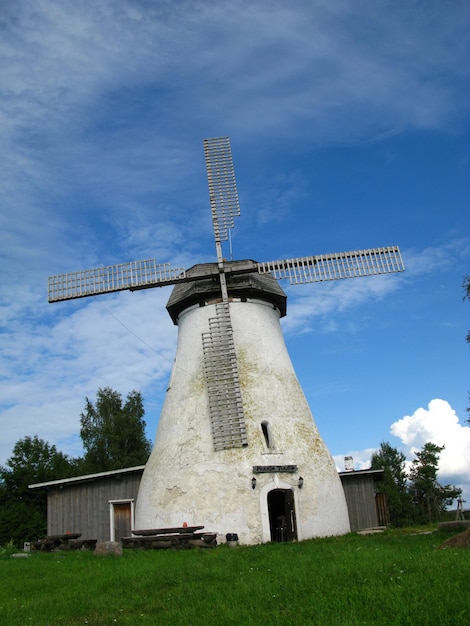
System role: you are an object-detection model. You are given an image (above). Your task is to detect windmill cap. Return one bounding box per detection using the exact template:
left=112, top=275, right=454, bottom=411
left=166, top=260, right=287, bottom=324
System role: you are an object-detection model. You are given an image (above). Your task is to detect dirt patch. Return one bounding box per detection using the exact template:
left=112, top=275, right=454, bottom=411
left=438, top=527, right=470, bottom=549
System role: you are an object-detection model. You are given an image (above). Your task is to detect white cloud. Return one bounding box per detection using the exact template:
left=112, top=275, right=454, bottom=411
left=333, top=448, right=377, bottom=472
left=335, top=399, right=470, bottom=504
left=390, top=399, right=470, bottom=489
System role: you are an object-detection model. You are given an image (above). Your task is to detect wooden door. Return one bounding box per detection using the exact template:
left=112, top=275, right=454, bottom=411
left=113, top=502, right=132, bottom=542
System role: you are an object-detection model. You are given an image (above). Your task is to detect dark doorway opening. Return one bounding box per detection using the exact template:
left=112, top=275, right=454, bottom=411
left=267, top=489, right=297, bottom=542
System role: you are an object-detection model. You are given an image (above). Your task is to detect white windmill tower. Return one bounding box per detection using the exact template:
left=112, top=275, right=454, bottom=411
left=49, top=137, right=404, bottom=544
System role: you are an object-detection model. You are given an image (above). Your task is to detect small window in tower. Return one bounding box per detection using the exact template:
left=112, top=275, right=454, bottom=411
left=261, top=421, right=274, bottom=449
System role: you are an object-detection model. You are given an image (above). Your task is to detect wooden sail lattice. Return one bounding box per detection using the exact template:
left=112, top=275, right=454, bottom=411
left=258, top=247, right=404, bottom=284
left=48, top=260, right=186, bottom=302
left=204, top=136, right=240, bottom=244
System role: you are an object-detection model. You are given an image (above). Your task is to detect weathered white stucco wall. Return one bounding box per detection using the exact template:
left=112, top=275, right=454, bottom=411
left=135, top=297, right=350, bottom=543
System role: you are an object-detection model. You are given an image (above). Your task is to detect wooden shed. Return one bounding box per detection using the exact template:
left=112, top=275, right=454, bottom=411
left=29, top=466, right=145, bottom=542
left=339, top=468, right=388, bottom=531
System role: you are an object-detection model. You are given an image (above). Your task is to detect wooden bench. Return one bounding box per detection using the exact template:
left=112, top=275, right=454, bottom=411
left=30, top=534, right=97, bottom=552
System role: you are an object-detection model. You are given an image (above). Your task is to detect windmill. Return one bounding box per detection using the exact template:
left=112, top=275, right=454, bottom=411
left=49, top=136, right=404, bottom=543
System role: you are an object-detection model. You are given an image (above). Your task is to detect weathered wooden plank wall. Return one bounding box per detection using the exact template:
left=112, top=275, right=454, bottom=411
left=340, top=473, right=380, bottom=531
left=46, top=471, right=143, bottom=542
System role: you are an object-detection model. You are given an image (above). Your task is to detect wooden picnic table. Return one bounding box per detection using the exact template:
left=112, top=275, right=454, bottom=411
left=132, top=526, right=204, bottom=536
left=123, top=526, right=216, bottom=550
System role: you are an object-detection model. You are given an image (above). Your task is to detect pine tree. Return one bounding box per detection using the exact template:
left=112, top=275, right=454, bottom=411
left=371, top=442, right=414, bottom=526
left=408, top=442, right=461, bottom=523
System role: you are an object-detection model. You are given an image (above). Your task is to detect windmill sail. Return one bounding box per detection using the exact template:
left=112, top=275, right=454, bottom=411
left=48, top=259, right=186, bottom=303
left=203, top=135, right=247, bottom=449
left=203, top=136, right=240, bottom=245
left=257, top=246, right=404, bottom=284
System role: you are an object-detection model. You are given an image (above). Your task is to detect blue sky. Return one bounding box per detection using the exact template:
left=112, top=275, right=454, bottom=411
left=1, top=1, right=469, bottom=499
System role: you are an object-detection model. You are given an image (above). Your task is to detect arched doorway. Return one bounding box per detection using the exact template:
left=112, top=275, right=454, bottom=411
left=267, top=489, right=297, bottom=542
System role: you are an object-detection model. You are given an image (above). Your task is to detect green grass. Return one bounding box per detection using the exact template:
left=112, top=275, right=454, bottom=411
left=0, top=528, right=468, bottom=625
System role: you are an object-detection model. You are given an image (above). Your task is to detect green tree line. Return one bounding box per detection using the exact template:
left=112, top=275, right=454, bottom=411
left=3, top=276, right=467, bottom=547
left=0, top=387, right=151, bottom=546
left=371, top=441, right=461, bottom=526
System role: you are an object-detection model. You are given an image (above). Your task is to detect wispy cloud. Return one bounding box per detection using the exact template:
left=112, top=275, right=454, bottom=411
left=282, top=272, right=403, bottom=335
left=4, top=2, right=468, bottom=146
left=1, top=287, right=178, bottom=460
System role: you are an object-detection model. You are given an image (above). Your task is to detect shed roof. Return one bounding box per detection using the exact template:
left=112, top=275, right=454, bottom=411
left=29, top=465, right=145, bottom=490
left=338, top=468, right=384, bottom=481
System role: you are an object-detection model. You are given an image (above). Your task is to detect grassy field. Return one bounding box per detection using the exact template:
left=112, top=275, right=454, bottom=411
left=0, top=527, right=468, bottom=626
